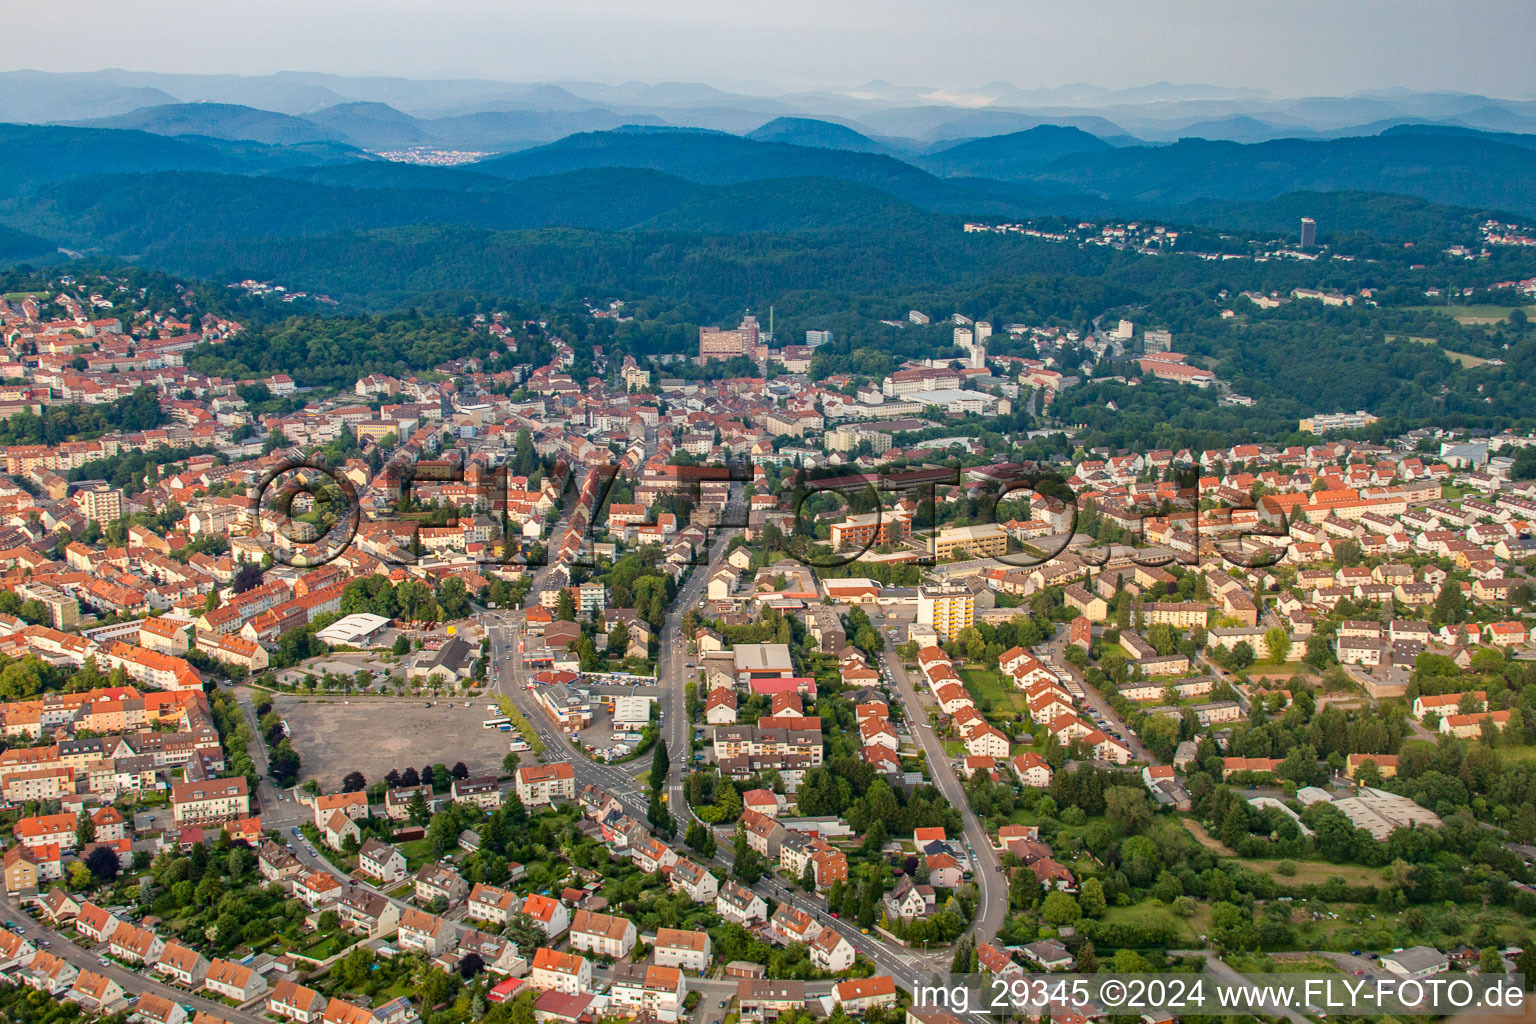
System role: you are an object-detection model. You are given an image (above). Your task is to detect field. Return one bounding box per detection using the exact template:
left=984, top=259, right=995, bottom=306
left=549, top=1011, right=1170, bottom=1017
left=276, top=695, right=513, bottom=790
left=1394, top=334, right=1488, bottom=366
left=1234, top=858, right=1385, bottom=887
left=1408, top=303, right=1536, bottom=324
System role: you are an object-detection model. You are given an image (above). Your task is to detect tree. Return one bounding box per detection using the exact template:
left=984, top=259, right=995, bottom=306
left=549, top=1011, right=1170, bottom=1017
left=556, top=590, right=576, bottom=622
left=451, top=761, right=470, bottom=780
left=1041, top=890, right=1082, bottom=926
left=1433, top=583, right=1467, bottom=625
left=1104, top=787, right=1151, bottom=836
left=459, top=952, right=486, bottom=979
left=341, top=771, right=366, bottom=793
left=801, top=861, right=816, bottom=891
left=650, top=740, right=671, bottom=793
left=1075, top=941, right=1098, bottom=973
left=1079, top=877, right=1107, bottom=917
left=393, top=634, right=410, bottom=656
left=1264, top=627, right=1291, bottom=664
left=685, top=820, right=716, bottom=859
left=84, top=845, right=120, bottom=882
left=74, top=809, right=96, bottom=850
left=502, top=750, right=521, bottom=775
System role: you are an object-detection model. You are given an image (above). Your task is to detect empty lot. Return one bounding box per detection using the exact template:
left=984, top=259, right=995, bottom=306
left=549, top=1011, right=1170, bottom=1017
left=275, top=696, right=512, bottom=790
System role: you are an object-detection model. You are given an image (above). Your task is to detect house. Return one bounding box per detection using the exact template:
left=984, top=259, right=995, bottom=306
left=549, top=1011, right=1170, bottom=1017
left=467, top=883, right=520, bottom=925
left=310, top=791, right=370, bottom=827
left=450, top=776, right=502, bottom=810
left=1346, top=753, right=1399, bottom=779
left=357, top=839, right=407, bottom=884
left=108, top=922, right=164, bottom=964
left=832, top=976, right=898, bottom=1014
left=1022, top=939, right=1074, bottom=971
left=132, top=993, right=188, bottom=1024
left=654, top=928, right=712, bottom=972
left=569, top=908, right=637, bottom=958
left=634, top=835, right=679, bottom=875
left=258, top=842, right=303, bottom=886
left=333, top=887, right=400, bottom=938
left=321, top=810, right=361, bottom=849
left=668, top=858, right=719, bottom=903
left=516, top=763, right=576, bottom=805
left=529, top=948, right=591, bottom=995
left=292, top=872, right=337, bottom=911
left=203, top=958, right=267, bottom=1002
left=0, top=927, right=36, bottom=971
left=522, top=892, right=571, bottom=937
left=397, top=909, right=452, bottom=956
left=67, top=970, right=128, bottom=1013
left=608, top=963, right=687, bottom=1022
left=769, top=904, right=822, bottom=947
left=23, top=949, right=78, bottom=995
left=738, top=979, right=805, bottom=1020
left=414, top=863, right=467, bottom=905
left=1010, top=751, right=1053, bottom=788
left=269, top=980, right=329, bottom=1024
left=153, top=941, right=209, bottom=989
left=883, top=876, right=936, bottom=920
left=384, top=785, right=438, bottom=820
left=74, top=901, right=124, bottom=944
left=716, top=881, right=768, bottom=925
left=976, top=942, right=1022, bottom=977
left=808, top=929, right=855, bottom=973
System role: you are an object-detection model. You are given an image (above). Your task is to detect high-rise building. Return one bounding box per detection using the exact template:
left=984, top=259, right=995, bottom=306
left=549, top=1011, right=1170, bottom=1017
left=1143, top=329, right=1173, bottom=354
left=1300, top=217, right=1316, bottom=248
left=917, top=585, right=975, bottom=640
left=805, top=330, right=833, bottom=347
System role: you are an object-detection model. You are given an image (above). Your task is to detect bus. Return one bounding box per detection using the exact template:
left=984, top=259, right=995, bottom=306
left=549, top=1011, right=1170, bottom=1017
left=482, top=717, right=511, bottom=729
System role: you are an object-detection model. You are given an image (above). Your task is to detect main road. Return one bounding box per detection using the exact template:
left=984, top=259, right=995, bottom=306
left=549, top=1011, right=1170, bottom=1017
left=871, top=609, right=1008, bottom=947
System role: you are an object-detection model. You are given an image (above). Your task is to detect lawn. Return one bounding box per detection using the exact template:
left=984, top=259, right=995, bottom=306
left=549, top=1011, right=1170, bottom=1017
left=958, top=665, right=1031, bottom=717
left=1407, top=303, right=1536, bottom=324
left=397, top=838, right=434, bottom=871
left=1234, top=858, right=1385, bottom=887
left=1101, top=901, right=1202, bottom=946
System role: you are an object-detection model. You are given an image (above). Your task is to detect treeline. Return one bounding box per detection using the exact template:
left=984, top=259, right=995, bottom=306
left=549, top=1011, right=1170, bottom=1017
left=187, top=309, right=500, bottom=387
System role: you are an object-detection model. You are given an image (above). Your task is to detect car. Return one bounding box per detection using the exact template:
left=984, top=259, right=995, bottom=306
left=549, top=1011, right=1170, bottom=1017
left=99, top=957, right=111, bottom=967
left=830, top=911, right=839, bottom=918
left=1351, top=950, right=1361, bottom=956
left=1355, top=970, right=1365, bottom=976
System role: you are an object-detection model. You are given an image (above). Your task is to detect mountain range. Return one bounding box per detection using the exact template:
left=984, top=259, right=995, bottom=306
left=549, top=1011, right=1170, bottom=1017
left=1, top=71, right=1536, bottom=267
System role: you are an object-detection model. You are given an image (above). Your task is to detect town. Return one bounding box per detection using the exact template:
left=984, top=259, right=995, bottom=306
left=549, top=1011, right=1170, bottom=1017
left=0, top=252, right=1530, bottom=1024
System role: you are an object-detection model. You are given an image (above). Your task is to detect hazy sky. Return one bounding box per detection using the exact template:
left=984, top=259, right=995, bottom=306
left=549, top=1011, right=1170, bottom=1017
left=7, top=0, right=1536, bottom=98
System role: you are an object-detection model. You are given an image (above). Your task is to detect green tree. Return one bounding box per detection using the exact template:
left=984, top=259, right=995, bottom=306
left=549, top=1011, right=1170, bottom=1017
left=1264, top=627, right=1291, bottom=664
left=1041, top=890, right=1082, bottom=926
left=74, top=809, right=96, bottom=850
left=1079, top=877, right=1107, bottom=917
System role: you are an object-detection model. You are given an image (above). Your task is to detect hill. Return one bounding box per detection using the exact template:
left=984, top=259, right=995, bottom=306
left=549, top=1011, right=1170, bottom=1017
left=68, top=103, right=338, bottom=146
left=745, top=117, right=891, bottom=154
left=921, top=125, right=1114, bottom=178
left=1027, top=130, right=1536, bottom=216
left=0, top=123, right=371, bottom=197
left=468, top=127, right=1055, bottom=215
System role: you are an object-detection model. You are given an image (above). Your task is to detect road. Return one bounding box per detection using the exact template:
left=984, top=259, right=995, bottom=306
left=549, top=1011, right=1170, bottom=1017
left=0, top=889, right=267, bottom=1024
left=1037, top=625, right=1158, bottom=765
left=1174, top=950, right=1314, bottom=1024
left=872, top=609, right=1007, bottom=948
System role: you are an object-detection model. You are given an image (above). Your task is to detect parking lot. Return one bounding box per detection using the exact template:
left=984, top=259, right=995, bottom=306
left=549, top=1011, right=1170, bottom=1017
left=275, top=696, right=515, bottom=790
